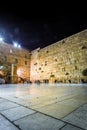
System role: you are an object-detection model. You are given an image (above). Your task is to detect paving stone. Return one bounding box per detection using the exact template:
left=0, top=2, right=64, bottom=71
left=63, top=104, right=87, bottom=130
left=81, top=104, right=87, bottom=110
left=73, top=95, right=87, bottom=103
left=61, top=124, right=82, bottom=130
left=14, top=113, right=65, bottom=130
left=3, top=96, right=29, bottom=106
left=0, top=98, right=7, bottom=103
left=0, top=101, right=20, bottom=111
left=0, top=114, right=19, bottom=130
left=1, top=106, right=36, bottom=121
left=35, top=103, right=75, bottom=119
left=0, top=85, right=87, bottom=129
left=58, top=98, right=86, bottom=108
left=19, top=95, right=40, bottom=100
left=30, top=100, right=56, bottom=109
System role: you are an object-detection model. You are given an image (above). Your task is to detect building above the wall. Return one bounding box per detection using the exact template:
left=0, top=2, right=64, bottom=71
left=0, top=41, right=31, bottom=83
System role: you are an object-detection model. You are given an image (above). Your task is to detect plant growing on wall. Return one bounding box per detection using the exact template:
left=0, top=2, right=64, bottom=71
left=50, top=74, right=55, bottom=77
left=82, top=68, right=87, bottom=76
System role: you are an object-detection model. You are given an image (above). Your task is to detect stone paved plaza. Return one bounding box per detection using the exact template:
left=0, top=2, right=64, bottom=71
left=0, top=84, right=87, bottom=130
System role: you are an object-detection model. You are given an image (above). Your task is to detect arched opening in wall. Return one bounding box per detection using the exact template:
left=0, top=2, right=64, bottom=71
left=0, top=63, right=18, bottom=84
left=0, top=64, right=11, bottom=84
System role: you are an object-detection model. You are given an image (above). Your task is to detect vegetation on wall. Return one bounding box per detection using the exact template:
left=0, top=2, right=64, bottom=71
left=50, top=74, right=55, bottom=77
left=82, top=68, right=87, bottom=76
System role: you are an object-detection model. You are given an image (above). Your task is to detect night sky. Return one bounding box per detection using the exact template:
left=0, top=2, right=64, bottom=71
left=0, top=2, right=87, bottom=51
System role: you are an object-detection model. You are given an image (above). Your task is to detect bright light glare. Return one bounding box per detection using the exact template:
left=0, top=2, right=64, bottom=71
left=0, top=66, right=3, bottom=69
left=0, top=37, right=3, bottom=42
left=13, top=42, right=21, bottom=48
left=13, top=42, right=18, bottom=47
left=18, top=44, right=21, bottom=48
left=17, top=69, right=21, bottom=76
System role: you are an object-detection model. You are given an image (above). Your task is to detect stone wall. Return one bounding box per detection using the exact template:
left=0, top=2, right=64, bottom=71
left=0, top=42, right=31, bottom=83
left=0, top=29, right=87, bottom=84
left=30, top=29, right=87, bottom=83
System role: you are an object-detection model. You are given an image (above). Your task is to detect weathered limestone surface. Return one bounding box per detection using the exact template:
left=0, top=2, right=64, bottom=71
left=0, top=101, right=20, bottom=111
left=0, top=114, right=19, bottom=130
left=30, top=29, right=87, bottom=83
left=61, top=124, right=82, bottom=130
left=63, top=104, right=87, bottom=130
left=1, top=106, right=36, bottom=121
left=14, top=113, right=65, bottom=130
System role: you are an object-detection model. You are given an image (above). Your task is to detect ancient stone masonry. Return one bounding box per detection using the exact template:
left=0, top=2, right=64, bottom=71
left=0, top=42, right=31, bottom=83
left=30, top=29, right=87, bottom=83
left=0, top=29, right=87, bottom=84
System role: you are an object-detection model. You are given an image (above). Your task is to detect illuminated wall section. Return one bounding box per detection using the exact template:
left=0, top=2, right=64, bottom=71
left=0, top=29, right=87, bottom=84
left=0, top=41, right=31, bottom=83
left=30, top=29, right=87, bottom=83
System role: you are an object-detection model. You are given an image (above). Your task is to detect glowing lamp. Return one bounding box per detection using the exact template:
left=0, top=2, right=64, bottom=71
left=13, top=42, right=18, bottom=47
left=0, top=37, right=3, bottom=42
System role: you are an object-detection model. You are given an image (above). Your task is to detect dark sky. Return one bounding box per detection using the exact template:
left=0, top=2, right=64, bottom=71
left=0, top=2, right=87, bottom=51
